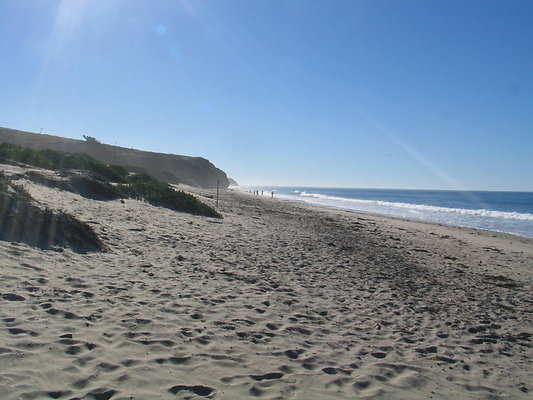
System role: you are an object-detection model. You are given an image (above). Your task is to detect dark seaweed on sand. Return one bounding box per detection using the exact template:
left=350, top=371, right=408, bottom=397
left=0, top=172, right=106, bottom=253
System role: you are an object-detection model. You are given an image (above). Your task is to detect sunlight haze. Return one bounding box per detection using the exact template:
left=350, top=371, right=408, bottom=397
left=0, top=0, right=531, bottom=190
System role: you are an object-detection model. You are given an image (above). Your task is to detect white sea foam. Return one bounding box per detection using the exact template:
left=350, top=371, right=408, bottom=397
left=295, top=192, right=533, bottom=221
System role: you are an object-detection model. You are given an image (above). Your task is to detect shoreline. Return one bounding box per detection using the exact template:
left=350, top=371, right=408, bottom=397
left=239, top=187, right=533, bottom=244
left=237, top=187, right=533, bottom=240
left=1, top=168, right=532, bottom=399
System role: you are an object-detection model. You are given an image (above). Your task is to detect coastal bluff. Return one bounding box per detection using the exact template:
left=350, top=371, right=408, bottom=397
left=0, top=127, right=229, bottom=189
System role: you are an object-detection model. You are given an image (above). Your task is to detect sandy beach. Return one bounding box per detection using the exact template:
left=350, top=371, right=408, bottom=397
left=1, top=165, right=532, bottom=400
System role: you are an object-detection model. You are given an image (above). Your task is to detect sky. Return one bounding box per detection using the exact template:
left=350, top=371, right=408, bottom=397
left=0, top=0, right=532, bottom=191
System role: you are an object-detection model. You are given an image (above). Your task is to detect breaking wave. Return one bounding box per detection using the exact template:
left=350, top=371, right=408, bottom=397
left=295, top=191, right=533, bottom=221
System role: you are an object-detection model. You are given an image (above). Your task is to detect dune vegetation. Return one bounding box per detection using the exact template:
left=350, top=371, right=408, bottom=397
left=0, top=142, right=222, bottom=218
left=0, top=172, right=106, bottom=253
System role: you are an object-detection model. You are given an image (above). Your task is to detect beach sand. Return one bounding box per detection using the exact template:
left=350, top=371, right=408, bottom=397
left=1, top=165, right=532, bottom=399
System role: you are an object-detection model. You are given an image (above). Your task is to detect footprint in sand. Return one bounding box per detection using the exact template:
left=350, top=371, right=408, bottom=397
left=322, top=367, right=351, bottom=375
left=154, top=355, right=191, bottom=365
left=249, top=372, right=284, bottom=381
left=97, top=362, right=121, bottom=372
left=266, top=322, right=279, bottom=330
left=325, top=377, right=351, bottom=389
left=2, top=293, right=25, bottom=301
left=46, top=390, right=72, bottom=398
left=85, top=389, right=119, bottom=400
left=283, top=349, right=304, bottom=359
left=168, top=385, right=214, bottom=396
left=8, top=328, right=39, bottom=337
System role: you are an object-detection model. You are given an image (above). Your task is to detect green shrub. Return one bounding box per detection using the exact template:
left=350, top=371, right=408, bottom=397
left=68, top=176, right=123, bottom=200
left=110, top=165, right=128, bottom=179
left=0, top=143, right=221, bottom=218
left=0, top=143, right=55, bottom=169
left=39, top=149, right=128, bottom=183
left=120, top=179, right=222, bottom=218
left=125, top=172, right=161, bottom=185
left=0, top=173, right=106, bottom=253
left=0, top=143, right=128, bottom=183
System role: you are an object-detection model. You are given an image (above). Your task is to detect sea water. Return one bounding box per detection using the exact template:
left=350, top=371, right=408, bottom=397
left=243, top=187, right=533, bottom=238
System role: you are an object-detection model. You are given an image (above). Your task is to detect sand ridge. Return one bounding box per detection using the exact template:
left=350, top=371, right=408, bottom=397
left=1, top=166, right=532, bottom=399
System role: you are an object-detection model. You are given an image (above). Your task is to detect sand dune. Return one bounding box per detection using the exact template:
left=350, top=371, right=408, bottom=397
left=1, top=164, right=532, bottom=399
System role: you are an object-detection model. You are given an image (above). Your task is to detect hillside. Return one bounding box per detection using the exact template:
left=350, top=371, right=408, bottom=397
left=0, top=127, right=229, bottom=189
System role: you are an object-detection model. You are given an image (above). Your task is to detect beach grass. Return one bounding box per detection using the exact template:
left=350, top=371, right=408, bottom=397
left=0, top=172, right=106, bottom=252
left=120, top=177, right=222, bottom=218
left=0, top=143, right=128, bottom=183
left=0, top=143, right=222, bottom=218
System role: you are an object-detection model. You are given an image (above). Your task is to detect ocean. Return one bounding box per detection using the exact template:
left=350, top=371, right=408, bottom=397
left=243, top=187, right=533, bottom=238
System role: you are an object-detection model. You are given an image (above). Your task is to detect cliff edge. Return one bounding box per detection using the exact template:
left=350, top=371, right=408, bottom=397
left=0, top=127, right=229, bottom=189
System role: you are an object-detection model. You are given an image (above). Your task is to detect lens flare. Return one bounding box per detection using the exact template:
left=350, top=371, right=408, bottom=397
left=25, top=0, right=88, bottom=132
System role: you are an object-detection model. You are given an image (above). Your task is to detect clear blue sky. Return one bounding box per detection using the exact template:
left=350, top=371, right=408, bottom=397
left=1, top=0, right=532, bottom=190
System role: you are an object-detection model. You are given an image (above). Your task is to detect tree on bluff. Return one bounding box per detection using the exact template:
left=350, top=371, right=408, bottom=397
left=83, top=135, right=101, bottom=144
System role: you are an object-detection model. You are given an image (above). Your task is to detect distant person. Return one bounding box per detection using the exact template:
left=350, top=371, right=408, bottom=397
left=271, top=191, right=274, bottom=198
left=261, top=190, right=264, bottom=195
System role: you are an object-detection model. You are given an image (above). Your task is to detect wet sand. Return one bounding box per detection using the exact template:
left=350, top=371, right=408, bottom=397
left=1, top=166, right=532, bottom=399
